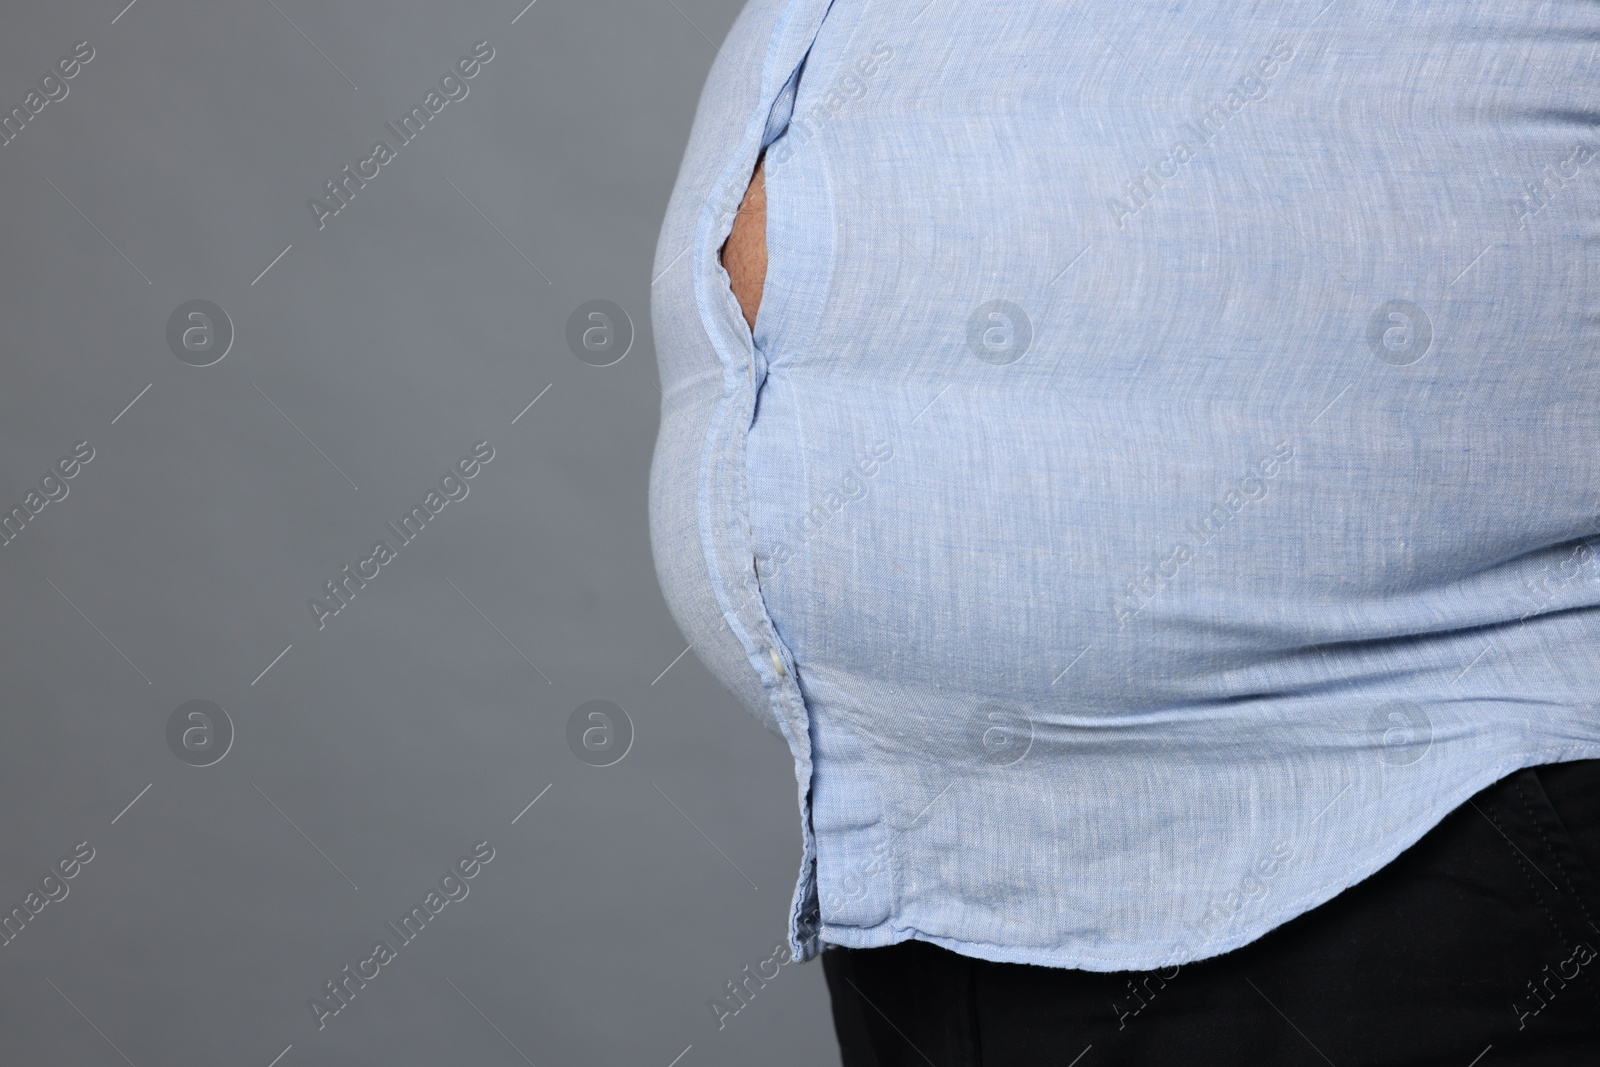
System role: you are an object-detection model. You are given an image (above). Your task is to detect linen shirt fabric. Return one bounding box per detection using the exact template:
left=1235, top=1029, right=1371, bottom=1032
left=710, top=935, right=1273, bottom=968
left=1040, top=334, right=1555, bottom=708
left=649, top=0, right=1600, bottom=971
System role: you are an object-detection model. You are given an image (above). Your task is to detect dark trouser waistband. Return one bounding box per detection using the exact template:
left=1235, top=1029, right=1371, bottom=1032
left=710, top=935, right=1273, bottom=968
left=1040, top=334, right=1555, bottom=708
left=823, top=758, right=1600, bottom=1067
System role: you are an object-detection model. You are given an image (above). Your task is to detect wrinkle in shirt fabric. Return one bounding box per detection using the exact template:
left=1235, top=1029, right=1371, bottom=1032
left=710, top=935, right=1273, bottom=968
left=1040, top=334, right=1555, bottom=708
left=649, top=0, right=1600, bottom=971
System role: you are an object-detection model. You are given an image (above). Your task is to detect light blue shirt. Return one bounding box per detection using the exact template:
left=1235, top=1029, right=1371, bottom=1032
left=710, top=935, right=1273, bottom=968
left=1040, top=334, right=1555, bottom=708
left=650, top=0, right=1600, bottom=971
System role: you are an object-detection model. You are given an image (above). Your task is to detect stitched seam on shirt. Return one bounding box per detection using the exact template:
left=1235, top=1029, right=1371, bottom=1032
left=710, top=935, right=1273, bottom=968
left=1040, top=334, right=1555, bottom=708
left=689, top=0, right=834, bottom=715
left=870, top=754, right=1600, bottom=972
left=686, top=8, right=801, bottom=758
left=683, top=0, right=844, bottom=966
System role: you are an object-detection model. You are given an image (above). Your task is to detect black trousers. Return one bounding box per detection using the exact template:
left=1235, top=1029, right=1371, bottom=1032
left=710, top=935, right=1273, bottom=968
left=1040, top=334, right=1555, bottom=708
left=822, top=759, right=1600, bottom=1067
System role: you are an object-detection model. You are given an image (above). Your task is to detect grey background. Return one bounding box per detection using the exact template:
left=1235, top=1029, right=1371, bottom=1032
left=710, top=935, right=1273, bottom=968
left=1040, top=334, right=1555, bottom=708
left=0, top=1, right=840, bottom=1064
